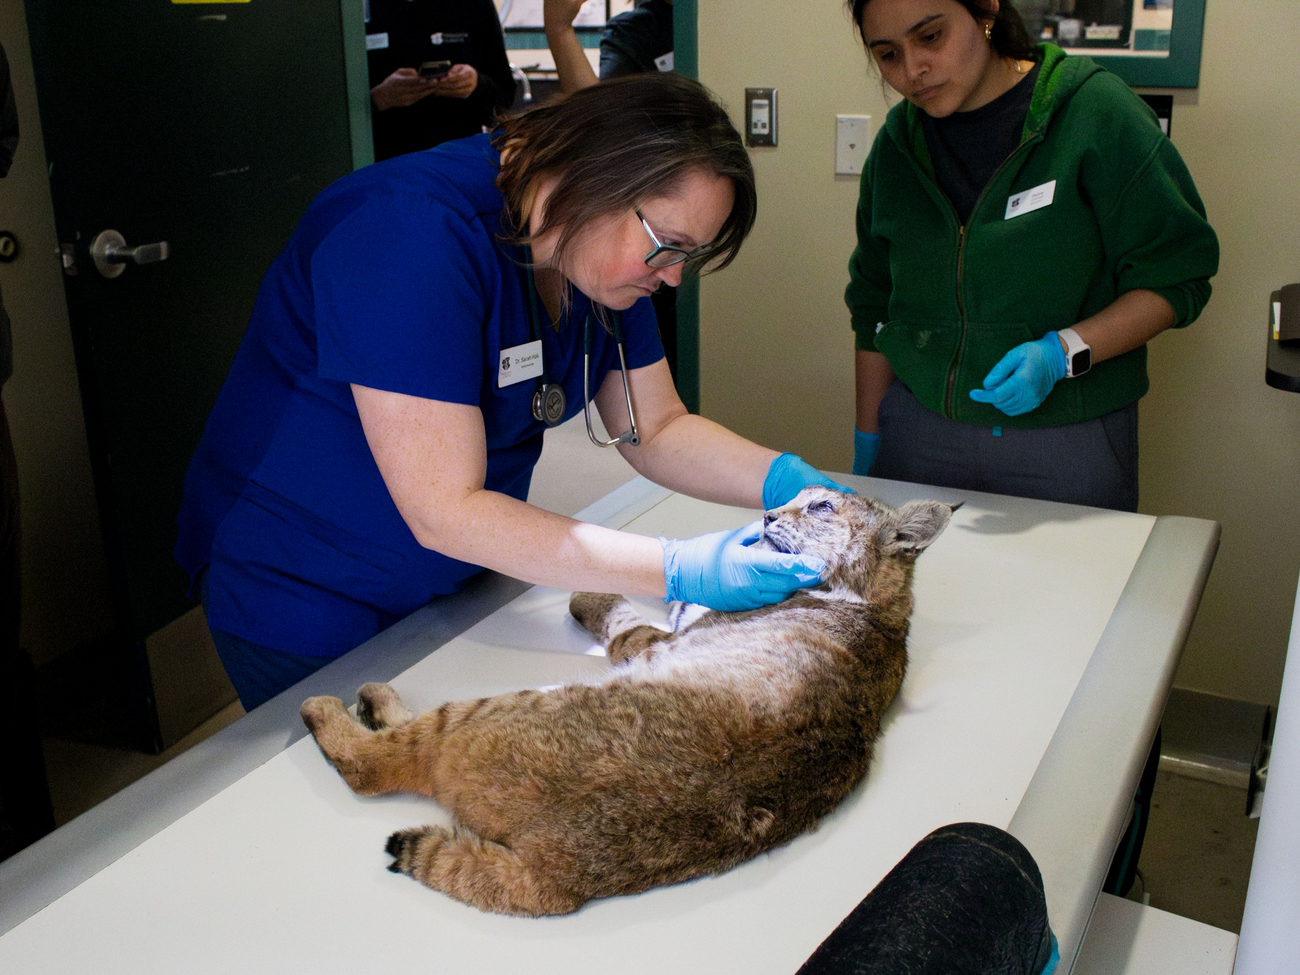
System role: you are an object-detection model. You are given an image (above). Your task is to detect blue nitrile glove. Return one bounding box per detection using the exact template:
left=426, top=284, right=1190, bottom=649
left=968, top=332, right=1067, bottom=417
left=853, top=429, right=881, bottom=476
left=762, top=453, right=857, bottom=510
left=1039, top=930, right=1061, bottom=975
left=661, top=521, right=827, bottom=611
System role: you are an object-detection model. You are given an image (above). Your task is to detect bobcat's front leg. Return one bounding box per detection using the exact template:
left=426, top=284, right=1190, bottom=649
left=356, top=682, right=414, bottom=730
left=301, top=693, right=412, bottom=796
left=569, top=592, right=671, bottom=665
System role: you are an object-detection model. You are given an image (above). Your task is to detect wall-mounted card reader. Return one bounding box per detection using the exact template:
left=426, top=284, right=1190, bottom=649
left=1271, top=283, right=1300, bottom=343
left=1266, top=283, right=1300, bottom=393
left=745, top=88, right=777, bottom=147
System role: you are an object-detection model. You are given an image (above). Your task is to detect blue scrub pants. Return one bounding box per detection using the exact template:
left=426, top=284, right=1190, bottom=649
left=198, top=568, right=331, bottom=711
left=797, top=822, right=1059, bottom=975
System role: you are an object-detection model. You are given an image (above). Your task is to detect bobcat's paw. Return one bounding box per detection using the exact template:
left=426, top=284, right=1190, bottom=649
left=357, top=683, right=413, bottom=730
left=386, top=825, right=453, bottom=877
left=568, top=591, right=625, bottom=636
left=300, top=695, right=347, bottom=737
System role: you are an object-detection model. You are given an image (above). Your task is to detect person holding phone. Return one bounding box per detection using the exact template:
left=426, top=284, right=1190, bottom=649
left=365, top=0, right=516, bottom=161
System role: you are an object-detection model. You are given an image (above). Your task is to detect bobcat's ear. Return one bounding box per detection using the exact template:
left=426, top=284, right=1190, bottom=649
left=888, top=501, right=954, bottom=555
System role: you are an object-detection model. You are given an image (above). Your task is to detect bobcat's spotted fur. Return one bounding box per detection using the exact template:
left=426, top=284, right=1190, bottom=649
left=301, top=486, right=952, bottom=916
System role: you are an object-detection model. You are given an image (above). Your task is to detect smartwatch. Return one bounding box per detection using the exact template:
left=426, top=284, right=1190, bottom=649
left=1058, top=327, right=1091, bottom=378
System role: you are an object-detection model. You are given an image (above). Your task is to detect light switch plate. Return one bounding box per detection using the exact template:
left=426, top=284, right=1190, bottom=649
left=745, top=88, right=777, bottom=147
left=835, top=115, right=871, bottom=175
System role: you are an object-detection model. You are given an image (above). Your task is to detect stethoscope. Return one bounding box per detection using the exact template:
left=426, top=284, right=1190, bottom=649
left=524, top=262, right=640, bottom=448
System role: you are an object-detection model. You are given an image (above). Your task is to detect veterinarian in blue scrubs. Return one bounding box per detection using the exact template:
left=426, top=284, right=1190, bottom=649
left=176, top=74, right=845, bottom=710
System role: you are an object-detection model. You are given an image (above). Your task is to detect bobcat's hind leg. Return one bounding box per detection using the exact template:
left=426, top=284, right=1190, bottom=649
left=569, top=592, right=671, bottom=665
left=386, top=825, right=583, bottom=917
left=356, top=682, right=414, bottom=731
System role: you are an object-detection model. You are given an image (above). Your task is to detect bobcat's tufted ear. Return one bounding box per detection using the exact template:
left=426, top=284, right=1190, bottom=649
left=887, top=501, right=954, bottom=556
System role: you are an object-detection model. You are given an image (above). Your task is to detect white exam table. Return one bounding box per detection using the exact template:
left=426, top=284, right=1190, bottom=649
left=1232, top=565, right=1300, bottom=974
left=0, top=475, right=1219, bottom=974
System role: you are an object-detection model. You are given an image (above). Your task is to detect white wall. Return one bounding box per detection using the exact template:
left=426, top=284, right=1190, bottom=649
left=697, top=0, right=1300, bottom=708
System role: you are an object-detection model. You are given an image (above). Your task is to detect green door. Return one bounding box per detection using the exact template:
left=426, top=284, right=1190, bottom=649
left=24, top=0, right=370, bottom=748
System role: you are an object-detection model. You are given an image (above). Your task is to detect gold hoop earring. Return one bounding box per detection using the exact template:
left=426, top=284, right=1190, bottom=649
left=985, top=22, right=993, bottom=42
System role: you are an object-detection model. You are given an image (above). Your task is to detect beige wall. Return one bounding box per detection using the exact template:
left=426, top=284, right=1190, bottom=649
left=1139, top=0, right=1300, bottom=706
left=697, top=0, right=1300, bottom=708
left=696, top=2, right=874, bottom=469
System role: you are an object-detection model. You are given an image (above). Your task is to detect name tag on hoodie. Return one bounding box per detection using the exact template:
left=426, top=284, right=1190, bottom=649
left=1005, top=180, right=1056, bottom=220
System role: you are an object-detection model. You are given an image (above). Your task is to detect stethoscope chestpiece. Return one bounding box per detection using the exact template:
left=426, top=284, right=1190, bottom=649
left=532, top=383, right=566, bottom=426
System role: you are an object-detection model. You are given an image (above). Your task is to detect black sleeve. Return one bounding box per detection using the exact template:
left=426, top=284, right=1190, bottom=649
left=599, top=2, right=673, bottom=79
left=599, top=42, right=645, bottom=80
left=467, top=0, right=516, bottom=121
left=0, top=43, right=18, bottom=179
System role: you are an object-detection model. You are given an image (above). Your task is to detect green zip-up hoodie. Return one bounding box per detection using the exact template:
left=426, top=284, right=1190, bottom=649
left=847, top=44, right=1218, bottom=429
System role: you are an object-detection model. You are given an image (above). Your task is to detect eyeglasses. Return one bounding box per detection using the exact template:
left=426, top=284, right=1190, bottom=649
left=635, top=209, right=718, bottom=269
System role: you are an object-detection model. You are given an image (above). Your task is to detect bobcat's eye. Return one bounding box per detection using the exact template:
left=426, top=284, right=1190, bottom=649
left=808, top=499, right=835, bottom=515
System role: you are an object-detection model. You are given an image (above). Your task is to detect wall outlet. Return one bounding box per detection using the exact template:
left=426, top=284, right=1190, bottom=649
left=835, top=114, right=871, bottom=175
left=745, top=88, right=777, bottom=147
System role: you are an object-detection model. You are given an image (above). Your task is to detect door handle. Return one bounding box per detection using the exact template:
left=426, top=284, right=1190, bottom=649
left=89, top=229, right=170, bottom=279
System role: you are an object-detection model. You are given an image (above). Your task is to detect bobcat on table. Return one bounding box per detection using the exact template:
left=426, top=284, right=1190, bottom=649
left=301, top=486, right=953, bottom=916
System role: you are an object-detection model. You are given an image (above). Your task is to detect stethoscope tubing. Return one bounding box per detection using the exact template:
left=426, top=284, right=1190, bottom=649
left=583, top=312, right=640, bottom=448
left=524, top=255, right=638, bottom=448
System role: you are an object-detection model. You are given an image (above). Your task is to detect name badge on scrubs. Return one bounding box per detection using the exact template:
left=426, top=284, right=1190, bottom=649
left=498, top=340, right=544, bottom=388
left=1004, top=180, right=1056, bottom=220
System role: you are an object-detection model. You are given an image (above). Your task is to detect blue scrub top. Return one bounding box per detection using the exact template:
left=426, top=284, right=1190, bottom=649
left=176, top=134, right=664, bottom=658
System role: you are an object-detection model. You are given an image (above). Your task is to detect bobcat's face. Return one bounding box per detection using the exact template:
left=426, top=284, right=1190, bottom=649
left=759, top=487, right=865, bottom=566
left=758, top=487, right=953, bottom=598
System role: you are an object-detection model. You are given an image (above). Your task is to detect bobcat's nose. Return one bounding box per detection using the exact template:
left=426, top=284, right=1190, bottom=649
left=763, top=512, right=777, bottom=527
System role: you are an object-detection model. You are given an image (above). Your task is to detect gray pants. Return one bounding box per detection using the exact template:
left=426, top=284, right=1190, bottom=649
left=874, top=381, right=1139, bottom=512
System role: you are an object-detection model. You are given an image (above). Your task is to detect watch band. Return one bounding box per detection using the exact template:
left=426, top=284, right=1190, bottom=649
left=1058, top=327, right=1091, bottom=378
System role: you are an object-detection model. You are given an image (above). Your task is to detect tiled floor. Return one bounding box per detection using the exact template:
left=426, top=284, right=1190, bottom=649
left=42, top=700, right=244, bottom=829
left=1123, top=770, right=1260, bottom=933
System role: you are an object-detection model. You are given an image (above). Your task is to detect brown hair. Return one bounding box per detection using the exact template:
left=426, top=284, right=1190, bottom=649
left=847, top=0, right=1039, bottom=63
left=493, top=73, right=756, bottom=278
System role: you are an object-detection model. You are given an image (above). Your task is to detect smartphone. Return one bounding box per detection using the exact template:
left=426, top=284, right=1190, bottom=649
left=418, top=60, right=452, bottom=79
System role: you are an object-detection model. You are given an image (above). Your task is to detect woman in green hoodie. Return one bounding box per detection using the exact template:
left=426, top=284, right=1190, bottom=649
left=846, top=0, right=1218, bottom=511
